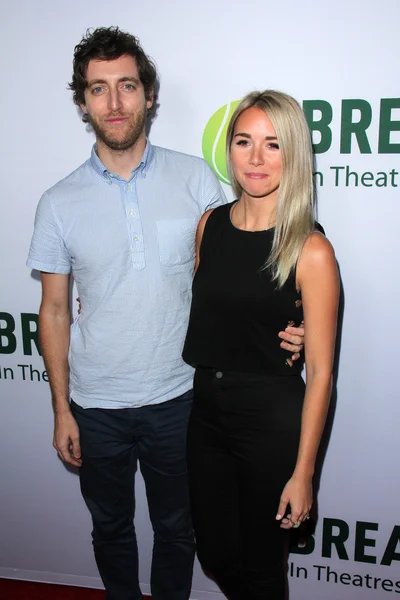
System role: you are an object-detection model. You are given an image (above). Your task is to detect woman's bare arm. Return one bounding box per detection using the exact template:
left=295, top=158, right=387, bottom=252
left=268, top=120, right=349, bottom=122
left=277, top=232, right=339, bottom=527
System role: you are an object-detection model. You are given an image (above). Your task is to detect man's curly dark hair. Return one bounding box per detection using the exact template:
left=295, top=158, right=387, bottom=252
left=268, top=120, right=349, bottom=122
left=69, top=26, right=157, bottom=122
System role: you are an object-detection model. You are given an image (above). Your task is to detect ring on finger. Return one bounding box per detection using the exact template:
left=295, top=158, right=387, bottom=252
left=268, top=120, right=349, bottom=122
left=293, top=521, right=301, bottom=529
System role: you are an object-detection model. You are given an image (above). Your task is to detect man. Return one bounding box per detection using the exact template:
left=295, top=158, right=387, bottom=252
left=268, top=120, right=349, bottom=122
left=27, top=26, right=304, bottom=600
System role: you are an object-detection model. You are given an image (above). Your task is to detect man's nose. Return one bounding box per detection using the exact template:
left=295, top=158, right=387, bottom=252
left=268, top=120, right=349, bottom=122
left=108, top=88, right=122, bottom=112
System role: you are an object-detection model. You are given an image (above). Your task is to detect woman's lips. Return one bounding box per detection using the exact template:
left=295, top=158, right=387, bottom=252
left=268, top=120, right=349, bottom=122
left=245, top=172, right=268, bottom=179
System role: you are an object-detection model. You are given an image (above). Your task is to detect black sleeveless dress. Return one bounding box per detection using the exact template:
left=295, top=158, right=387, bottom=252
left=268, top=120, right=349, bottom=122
left=183, top=200, right=305, bottom=374
left=183, top=201, right=318, bottom=599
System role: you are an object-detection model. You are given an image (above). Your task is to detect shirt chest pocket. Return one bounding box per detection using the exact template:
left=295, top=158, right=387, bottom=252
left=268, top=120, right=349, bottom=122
left=157, top=218, right=197, bottom=270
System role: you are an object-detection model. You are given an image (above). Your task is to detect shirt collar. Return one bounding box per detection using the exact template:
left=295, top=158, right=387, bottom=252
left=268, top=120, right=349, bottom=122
left=90, top=139, right=154, bottom=181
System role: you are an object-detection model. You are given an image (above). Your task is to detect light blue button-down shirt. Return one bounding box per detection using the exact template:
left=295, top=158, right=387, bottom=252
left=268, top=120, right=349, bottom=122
left=27, top=142, right=226, bottom=408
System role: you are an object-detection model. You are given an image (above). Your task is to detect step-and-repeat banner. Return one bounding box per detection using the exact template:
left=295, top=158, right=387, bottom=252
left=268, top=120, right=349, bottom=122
left=1, top=1, right=399, bottom=598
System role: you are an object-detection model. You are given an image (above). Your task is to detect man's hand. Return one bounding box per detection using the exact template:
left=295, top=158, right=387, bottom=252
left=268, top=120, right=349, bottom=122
left=53, top=411, right=82, bottom=467
left=278, top=320, right=305, bottom=361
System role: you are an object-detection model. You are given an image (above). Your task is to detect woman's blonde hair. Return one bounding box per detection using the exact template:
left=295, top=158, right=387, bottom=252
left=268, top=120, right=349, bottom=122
left=226, top=90, right=315, bottom=287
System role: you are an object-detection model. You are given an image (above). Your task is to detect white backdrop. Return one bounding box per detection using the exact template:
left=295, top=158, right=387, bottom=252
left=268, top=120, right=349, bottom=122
left=1, top=1, right=399, bottom=599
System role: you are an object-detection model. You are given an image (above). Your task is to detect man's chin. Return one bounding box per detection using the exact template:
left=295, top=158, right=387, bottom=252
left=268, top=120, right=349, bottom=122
left=100, top=134, right=138, bottom=152
left=105, top=138, right=130, bottom=150
left=89, top=113, right=146, bottom=152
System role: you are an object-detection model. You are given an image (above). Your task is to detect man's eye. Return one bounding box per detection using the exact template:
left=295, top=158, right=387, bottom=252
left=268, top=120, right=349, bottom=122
left=92, top=86, right=103, bottom=94
left=124, top=83, right=135, bottom=90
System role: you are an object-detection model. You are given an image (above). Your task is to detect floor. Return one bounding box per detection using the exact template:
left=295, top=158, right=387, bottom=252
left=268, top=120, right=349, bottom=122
left=0, top=578, right=151, bottom=599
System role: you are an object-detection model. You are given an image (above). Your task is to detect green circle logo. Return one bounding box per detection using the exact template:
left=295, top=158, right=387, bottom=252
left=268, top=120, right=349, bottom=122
left=202, top=101, right=240, bottom=184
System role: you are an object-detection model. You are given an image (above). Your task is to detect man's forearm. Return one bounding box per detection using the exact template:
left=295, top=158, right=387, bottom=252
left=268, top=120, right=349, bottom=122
left=39, top=308, right=71, bottom=414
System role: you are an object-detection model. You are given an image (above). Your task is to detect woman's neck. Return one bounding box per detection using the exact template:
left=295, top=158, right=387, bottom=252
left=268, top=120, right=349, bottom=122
left=232, top=194, right=277, bottom=231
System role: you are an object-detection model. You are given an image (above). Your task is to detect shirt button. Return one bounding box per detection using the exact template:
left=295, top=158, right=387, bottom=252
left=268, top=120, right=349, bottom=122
left=130, top=209, right=135, bottom=216
left=133, top=235, right=139, bottom=242
left=215, top=371, right=223, bottom=379
left=127, top=184, right=132, bottom=191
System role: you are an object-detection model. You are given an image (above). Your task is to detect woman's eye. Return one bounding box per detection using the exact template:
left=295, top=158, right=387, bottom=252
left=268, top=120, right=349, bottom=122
left=269, top=143, right=280, bottom=150
left=236, top=139, right=249, bottom=146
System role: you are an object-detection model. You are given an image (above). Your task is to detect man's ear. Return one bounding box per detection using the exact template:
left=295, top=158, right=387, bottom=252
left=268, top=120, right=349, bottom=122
left=80, top=104, right=87, bottom=115
left=146, top=89, right=154, bottom=110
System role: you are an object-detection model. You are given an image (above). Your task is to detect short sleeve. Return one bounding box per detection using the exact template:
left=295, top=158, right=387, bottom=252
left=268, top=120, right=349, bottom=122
left=26, top=192, right=72, bottom=274
left=201, top=161, right=227, bottom=211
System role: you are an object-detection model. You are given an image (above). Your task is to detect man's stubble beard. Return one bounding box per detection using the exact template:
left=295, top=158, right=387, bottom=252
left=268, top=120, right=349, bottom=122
left=88, top=104, right=147, bottom=152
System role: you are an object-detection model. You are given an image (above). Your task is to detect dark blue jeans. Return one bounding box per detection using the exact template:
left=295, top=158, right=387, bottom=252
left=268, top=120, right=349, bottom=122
left=71, top=390, right=195, bottom=600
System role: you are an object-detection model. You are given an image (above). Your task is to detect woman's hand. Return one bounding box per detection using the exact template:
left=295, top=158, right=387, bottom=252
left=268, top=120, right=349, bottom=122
left=275, top=475, right=312, bottom=530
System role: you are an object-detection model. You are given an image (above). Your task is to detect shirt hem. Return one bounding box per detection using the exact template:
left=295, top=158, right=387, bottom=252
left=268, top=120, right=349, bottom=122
left=70, top=382, right=193, bottom=409
left=26, top=259, right=71, bottom=274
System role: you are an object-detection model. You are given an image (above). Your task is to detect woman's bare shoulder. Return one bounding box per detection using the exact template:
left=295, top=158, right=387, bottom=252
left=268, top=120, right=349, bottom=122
left=301, top=231, right=336, bottom=267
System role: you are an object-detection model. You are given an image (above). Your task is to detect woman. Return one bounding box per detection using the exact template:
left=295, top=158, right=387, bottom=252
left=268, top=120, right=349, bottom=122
left=182, top=90, right=339, bottom=599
